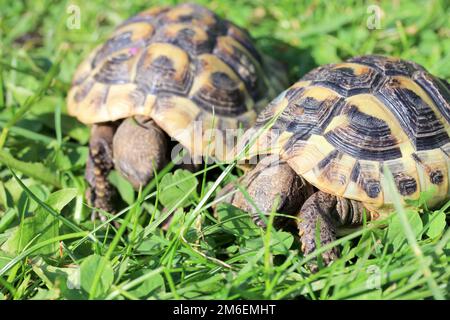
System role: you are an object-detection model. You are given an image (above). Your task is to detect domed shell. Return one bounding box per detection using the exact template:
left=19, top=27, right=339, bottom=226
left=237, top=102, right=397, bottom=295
left=237, top=55, right=450, bottom=211
left=67, top=3, right=285, bottom=161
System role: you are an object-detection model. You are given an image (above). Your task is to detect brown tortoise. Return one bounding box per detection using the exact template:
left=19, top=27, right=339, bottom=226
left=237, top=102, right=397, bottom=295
left=220, top=55, right=450, bottom=265
left=67, top=3, right=286, bottom=213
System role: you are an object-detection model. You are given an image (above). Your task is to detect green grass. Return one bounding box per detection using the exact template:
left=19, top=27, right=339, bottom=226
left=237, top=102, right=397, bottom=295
left=0, top=0, right=449, bottom=300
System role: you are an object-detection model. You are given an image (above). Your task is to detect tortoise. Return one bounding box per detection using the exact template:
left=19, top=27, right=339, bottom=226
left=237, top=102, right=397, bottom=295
left=220, top=54, right=450, bottom=265
left=67, top=3, right=286, bottom=213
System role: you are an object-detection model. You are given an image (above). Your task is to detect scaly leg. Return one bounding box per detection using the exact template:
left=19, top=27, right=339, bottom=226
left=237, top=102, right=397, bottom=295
left=216, top=154, right=314, bottom=227
left=113, top=116, right=169, bottom=189
left=85, top=123, right=117, bottom=216
left=297, top=191, right=367, bottom=266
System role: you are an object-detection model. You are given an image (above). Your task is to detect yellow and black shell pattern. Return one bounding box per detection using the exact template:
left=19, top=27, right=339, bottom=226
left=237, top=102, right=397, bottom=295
left=67, top=3, right=284, bottom=161
left=239, top=55, right=450, bottom=213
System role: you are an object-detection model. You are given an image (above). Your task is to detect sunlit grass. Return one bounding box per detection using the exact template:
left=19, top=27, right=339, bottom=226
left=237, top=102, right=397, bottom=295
left=0, top=0, right=449, bottom=300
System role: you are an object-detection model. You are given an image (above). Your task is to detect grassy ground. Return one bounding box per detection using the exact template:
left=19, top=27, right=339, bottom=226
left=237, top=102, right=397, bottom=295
left=0, top=0, right=449, bottom=300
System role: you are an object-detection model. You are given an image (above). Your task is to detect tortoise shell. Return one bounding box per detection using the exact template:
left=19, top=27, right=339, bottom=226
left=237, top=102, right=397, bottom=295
left=238, top=55, right=450, bottom=212
left=67, top=3, right=285, bottom=161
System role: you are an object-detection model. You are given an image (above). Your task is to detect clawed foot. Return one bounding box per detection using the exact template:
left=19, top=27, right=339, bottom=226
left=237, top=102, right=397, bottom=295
left=296, top=191, right=343, bottom=271
left=298, top=227, right=340, bottom=272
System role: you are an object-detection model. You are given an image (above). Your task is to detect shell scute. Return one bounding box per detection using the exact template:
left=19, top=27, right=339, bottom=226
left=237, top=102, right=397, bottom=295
left=241, top=55, right=450, bottom=210
left=376, top=76, right=450, bottom=151
left=188, top=54, right=249, bottom=116
left=134, top=43, right=193, bottom=96
left=152, top=23, right=214, bottom=56
left=67, top=3, right=282, bottom=160
left=213, top=36, right=266, bottom=101
left=303, top=62, right=382, bottom=96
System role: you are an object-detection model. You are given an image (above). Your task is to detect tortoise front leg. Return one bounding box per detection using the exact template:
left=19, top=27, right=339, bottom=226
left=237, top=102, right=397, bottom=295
left=216, top=154, right=314, bottom=227
left=85, top=122, right=117, bottom=216
left=113, top=115, right=169, bottom=190
left=297, top=191, right=367, bottom=266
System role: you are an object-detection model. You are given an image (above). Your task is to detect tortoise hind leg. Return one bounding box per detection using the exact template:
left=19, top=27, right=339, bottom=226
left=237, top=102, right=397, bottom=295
left=113, top=115, right=169, bottom=190
left=297, top=191, right=367, bottom=266
left=86, top=122, right=117, bottom=216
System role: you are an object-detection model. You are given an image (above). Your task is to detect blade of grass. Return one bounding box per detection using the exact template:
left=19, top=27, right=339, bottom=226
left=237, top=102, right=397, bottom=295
left=9, top=169, right=92, bottom=239
left=88, top=205, right=134, bottom=299
left=0, top=46, right=66, bottom=149
left=157, top=273, right=225, bottom=299
left=0, top=231, right=88, bottom=276
left=163, top=268, right=180, bottom=299
left=0, top=61, right=4, bottom=109
left=0, top=150, right=61, bottom=187
left=0, top=120, right=82, bottom=147
left=381, top=166, right=444, bottom=300
left=105, top=267, right=164, bottom=300
left=263, top=199, right=278, bottom=297
left=54, top=103, right=62, bottom=147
